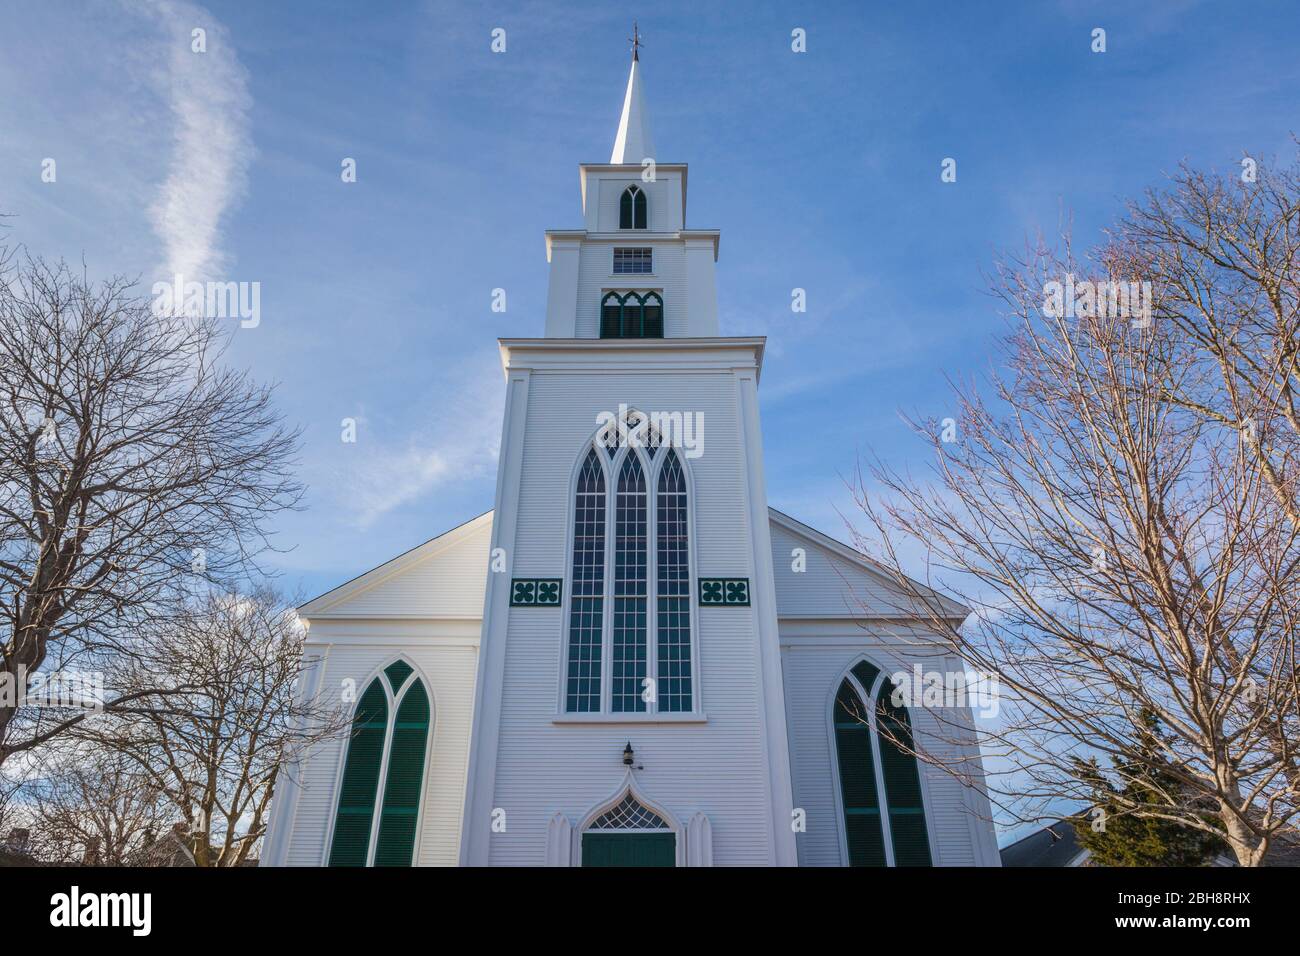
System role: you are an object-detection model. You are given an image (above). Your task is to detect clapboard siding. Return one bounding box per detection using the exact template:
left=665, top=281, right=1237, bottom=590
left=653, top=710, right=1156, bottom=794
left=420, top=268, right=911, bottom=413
left=484, top=366, right=781, bottom=865
left=308, top=518, right=490, bottom=618
left=594, top=172, right=683, bottom=233
left=779, top=630, right=997, bottom=867
left=278, top=623, right=479, bottom=867
left=770, top=519, right=911, bottom=618
left=574, top=239, right=687, bottom=339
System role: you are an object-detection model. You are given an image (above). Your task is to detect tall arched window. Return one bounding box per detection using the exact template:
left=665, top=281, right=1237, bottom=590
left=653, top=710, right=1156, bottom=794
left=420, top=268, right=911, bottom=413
left=565, top=450, right=606, bottom=712
left=619, top=184, right=647, bottom=229
left=611, top=453, right=648, bottom=712
left=328, top=662, right=432, bottom=867
left=656, top=451, right=691, bottom=711
left=831, top=659, right=932, bottom=867
left=564, top=415, right=694, bottom=715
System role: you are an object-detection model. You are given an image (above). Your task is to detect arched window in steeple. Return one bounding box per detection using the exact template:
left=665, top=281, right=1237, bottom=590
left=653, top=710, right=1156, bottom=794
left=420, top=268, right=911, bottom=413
left=620, top=184, right=647, bottom=229
left=831, top=659, right=932, bottom=867
left=601, top=291, right=663, bottom=339
left=329, top=663, right=433, bottom=867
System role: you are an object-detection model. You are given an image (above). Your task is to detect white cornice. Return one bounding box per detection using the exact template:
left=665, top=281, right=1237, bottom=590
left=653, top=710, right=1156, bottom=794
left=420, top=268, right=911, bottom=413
left=497, top=336, right=766, bottom=382
left=545, top=228, right=719, bottom=262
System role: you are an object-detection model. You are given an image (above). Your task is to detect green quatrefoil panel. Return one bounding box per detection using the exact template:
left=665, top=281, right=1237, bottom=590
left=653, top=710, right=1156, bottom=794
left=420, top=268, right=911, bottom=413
left=510, top=578, right=563, bottom=607
left=698, top=578, right=750, bottom=606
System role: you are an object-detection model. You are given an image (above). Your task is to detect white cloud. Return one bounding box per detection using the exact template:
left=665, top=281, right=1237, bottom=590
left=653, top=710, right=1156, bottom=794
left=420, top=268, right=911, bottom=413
left=144, top=0, right=252, bottom=282
left=335, top=359, right=505, bottom=530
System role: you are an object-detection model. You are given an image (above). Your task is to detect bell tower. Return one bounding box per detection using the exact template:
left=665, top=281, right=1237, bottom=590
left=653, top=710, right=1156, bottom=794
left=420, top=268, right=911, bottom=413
left=543, top=41, right=719, bottom=339
left=462, top=38, right=796, bottom=867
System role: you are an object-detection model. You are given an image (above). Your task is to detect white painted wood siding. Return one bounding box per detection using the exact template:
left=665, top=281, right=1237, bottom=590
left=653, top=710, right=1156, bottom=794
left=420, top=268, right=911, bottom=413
left=275, top=622, right=480, bottom=866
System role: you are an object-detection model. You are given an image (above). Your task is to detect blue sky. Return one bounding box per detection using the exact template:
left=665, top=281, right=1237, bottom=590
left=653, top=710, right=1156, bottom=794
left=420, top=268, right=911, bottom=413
left=2, top=0, right=1297, bottom=611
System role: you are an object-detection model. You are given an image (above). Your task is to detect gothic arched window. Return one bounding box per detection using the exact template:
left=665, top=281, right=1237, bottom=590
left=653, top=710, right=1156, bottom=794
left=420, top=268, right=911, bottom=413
left=831, top=660, right=932, bottom=867
left=565, top=449, right=606, bottom=712
left=564, top=419, right=694, bottom=715
left=611, top=453, right=648, bottom=712
left=329, top=662, right=433, bottom=867
left=656, top=451, right=691, bottom=711
left=601, top=291, right=664, bottom=339
left=620, top=184, right=647, bottom=229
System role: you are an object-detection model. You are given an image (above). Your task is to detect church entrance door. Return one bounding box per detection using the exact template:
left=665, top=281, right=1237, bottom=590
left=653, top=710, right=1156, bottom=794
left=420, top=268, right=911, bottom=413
left=581, top=832, right=676, bottom=866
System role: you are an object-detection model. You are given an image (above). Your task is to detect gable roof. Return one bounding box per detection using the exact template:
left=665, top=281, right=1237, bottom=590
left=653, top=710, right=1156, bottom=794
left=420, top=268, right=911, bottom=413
left=767, top=508, right=970, bottom=621
left=298, top=510, right=493, bottom=617
left=999, top=819, right=1088, bottom=867
left=297, top=507, right=969, bottom=624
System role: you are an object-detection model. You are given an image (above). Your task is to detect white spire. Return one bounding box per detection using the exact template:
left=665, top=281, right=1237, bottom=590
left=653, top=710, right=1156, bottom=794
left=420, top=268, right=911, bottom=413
left=610, top=54, right=654, bottom=164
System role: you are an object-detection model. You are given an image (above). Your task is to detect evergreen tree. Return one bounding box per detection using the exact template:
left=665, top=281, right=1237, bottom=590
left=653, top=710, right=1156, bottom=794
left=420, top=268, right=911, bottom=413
left=1071, top=710, right=1226, bottom=866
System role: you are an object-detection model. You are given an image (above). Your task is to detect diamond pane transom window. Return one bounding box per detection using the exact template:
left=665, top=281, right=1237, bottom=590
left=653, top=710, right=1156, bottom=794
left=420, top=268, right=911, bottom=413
left=613, top=247, right=652, bottom=274
left=589, top=793, right=669, bottom=830
left=565, top=450, right=606, bottom=712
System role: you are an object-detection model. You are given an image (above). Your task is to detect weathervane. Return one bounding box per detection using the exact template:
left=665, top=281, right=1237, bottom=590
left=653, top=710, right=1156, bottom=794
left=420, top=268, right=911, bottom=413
left=629, top=21, right=643, bottom=61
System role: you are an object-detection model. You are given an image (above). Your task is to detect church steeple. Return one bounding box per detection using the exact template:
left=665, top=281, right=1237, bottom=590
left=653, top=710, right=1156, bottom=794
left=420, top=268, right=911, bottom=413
left=610, top=24, right=654, bottom=164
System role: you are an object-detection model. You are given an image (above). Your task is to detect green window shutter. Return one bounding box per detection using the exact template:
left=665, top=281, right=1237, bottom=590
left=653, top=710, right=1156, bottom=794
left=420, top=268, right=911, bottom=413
left=374, top=680, right=432, bottom=866
left=620, top=188, right=634, bottom=229
left=851, top=659, right=880, bottom=692
left=328, top=679, right=388, bottom=867
left=633, top=189, right=647, bottom=229
left=642, top=293, right=663, bottom=338
left=384, top=660, right=413, bottom=692
left=833, top=679, right=886, bottom=866
left=601, top=293, right=623, bottom=338
left=626, top=293, right=646, bottom=337
left=875, top=680, right=933, bottom=866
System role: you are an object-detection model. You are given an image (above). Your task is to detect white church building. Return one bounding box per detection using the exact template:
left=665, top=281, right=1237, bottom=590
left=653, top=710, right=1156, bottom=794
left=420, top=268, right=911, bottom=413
left=262, top=49, right=1000, bottom=868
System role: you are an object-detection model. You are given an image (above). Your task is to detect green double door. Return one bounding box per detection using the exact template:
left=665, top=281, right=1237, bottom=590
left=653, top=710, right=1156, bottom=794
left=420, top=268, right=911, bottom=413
left=581, top=832, right=676, bottom=867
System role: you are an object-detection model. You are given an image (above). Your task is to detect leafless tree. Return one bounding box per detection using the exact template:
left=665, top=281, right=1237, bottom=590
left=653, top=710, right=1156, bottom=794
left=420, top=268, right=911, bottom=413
left=849, top=154, right=1300, bottom=866
left=0, top=251, right=302, bottom=766
left=76, top=589, right=346, bottom=867
left=23, top=743, right=173, bottom=865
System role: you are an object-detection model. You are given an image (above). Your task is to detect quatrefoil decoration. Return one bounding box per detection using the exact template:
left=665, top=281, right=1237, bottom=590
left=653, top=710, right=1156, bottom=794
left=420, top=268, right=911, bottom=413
left=510, top=578, right=562, bottom=607
left=699, top=578, right=750, bottom=607
left=724, top=580, right=749, bottom=604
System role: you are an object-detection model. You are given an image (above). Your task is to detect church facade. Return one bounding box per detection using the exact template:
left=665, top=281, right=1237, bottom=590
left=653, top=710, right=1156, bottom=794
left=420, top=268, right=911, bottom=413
left=262, top=52, right=1000, bottom=868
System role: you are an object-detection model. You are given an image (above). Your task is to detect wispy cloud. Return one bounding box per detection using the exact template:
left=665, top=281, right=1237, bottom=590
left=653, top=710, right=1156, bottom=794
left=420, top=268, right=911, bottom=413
left=332, top=355, right=505, bottom=530
left=145, top=0, right=251, bottom=281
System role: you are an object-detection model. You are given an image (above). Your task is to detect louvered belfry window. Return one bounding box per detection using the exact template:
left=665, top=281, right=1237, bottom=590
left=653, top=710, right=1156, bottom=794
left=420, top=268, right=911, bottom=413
left=600, top=291, right=663, bottom=339
left=328, top=664, right=432, bottom=866
left=619, top=184, right=647, bottom=229
left=831, top=659, right=933, bottom=866
left=564, top=415, right=693, bottom=714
